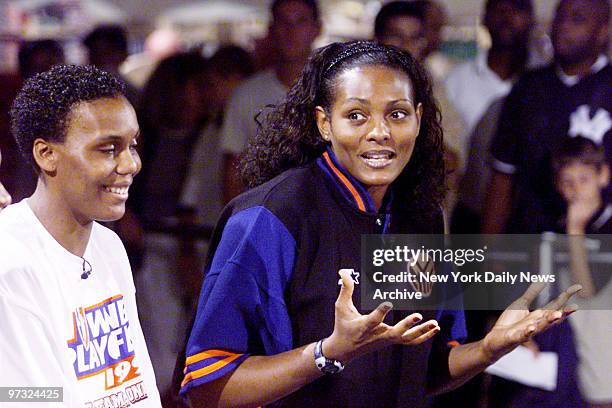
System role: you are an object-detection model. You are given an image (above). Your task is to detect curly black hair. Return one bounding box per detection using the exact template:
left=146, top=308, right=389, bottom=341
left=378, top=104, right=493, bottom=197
left=11, top=64, right=126, bottom=174
left=241, top=40, right=445, bottom=219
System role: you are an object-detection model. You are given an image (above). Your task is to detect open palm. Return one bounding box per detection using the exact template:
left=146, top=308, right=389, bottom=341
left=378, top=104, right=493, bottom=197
left=323, top=269, right=441, bottom=363
left=482, top=282, right=582, bottom=361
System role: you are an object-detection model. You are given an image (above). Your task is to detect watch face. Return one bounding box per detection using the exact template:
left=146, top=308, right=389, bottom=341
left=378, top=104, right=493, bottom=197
left=322, top=363, right=341, bottom=374
left=314, top=340, right=344, bottom=375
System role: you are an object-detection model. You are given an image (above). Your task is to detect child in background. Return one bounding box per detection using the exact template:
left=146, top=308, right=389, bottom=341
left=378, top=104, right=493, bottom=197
left=553, top=136, right=612, bottom=408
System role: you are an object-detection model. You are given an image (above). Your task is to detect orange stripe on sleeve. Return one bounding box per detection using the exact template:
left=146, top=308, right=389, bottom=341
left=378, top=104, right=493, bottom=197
left=323, top=152, right=366, bottom=212
left=181, top=353, right=244, bottom=388
left=447, top=340, right=460, bottom=347
left=185, top=349, right=243, bottom=367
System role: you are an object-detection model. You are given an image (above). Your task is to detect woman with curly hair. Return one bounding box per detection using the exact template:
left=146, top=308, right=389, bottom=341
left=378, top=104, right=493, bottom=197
left=180, top=41, right=580, bottom=407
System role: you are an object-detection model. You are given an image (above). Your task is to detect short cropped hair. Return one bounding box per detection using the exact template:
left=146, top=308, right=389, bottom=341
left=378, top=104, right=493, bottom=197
left=552, top=136, right=607, bottom=175
left=11, top=64, right=126, bottom=173
left=374, top=1, right=426, bottom=38
left=271, top=0, right=319, bottom=21
left=83, top=24, right=128, bottom=53
left=208, top=45, right=255, bottom=78
left=485, top=0, right=533, bottom=14
left=18, top=39, right=64, bottom=79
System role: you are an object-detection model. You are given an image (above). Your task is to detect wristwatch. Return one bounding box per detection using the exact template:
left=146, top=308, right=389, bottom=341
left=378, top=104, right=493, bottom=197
left=314, top=338, right=345, bottom=374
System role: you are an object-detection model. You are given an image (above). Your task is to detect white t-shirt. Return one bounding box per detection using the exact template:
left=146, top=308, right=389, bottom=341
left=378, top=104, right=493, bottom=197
left=570, top=290, right=612, bottom=402
left=560, top=270, right=612, bottom=403
left=0, top=200, right=161, bottom=407
left=444, top=52, right=513, bottom=214
left=444, top=51, right=513, bottom=137
left=181, top=119, right=223, bottom=226
left=219, top=69, right=287, bottom=155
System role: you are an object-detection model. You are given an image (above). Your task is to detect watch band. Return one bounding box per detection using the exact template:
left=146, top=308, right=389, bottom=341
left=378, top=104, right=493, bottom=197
left=314, top=338, right=345, bottom=374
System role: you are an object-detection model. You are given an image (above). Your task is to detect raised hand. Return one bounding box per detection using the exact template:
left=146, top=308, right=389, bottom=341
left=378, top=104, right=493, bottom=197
left=482, top=282, right=582, bottom=362
left=323, top=269, right=441, bottom=363
left=567, top=199, right=599, bottom=233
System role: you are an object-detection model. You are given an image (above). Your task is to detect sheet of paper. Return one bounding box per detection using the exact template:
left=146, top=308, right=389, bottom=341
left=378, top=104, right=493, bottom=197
left=485, top=345, right=558, bottom=391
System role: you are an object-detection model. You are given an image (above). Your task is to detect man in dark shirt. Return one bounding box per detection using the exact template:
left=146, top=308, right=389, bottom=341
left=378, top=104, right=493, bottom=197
left=484, top=0, right=611, bottom=234
left=482, top=1, right=610, bottom=406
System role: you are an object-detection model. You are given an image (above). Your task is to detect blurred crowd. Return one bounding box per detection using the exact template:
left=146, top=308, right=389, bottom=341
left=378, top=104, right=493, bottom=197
left=0, top=0, right=610, bottom=407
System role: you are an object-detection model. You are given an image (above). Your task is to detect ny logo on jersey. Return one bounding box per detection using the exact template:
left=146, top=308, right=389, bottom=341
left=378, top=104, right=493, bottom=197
left=568, top=105, right=611, bottom=145
left=408, top=255, right=435, bottom=298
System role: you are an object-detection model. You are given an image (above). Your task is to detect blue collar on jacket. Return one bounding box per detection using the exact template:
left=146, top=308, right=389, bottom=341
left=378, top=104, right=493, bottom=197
left=316, top=147, right=393, bottom=215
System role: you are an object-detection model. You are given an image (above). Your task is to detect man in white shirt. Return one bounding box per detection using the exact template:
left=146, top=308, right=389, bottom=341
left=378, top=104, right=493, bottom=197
left=0, top=65, right=161, bottom=407
left=373, top=0, right=467, bottom=219
left=444, top=0, right=534, bottom=232
left=445, top=0, right=534, bottom=136
left=220, top=0, right=320, bottom=202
